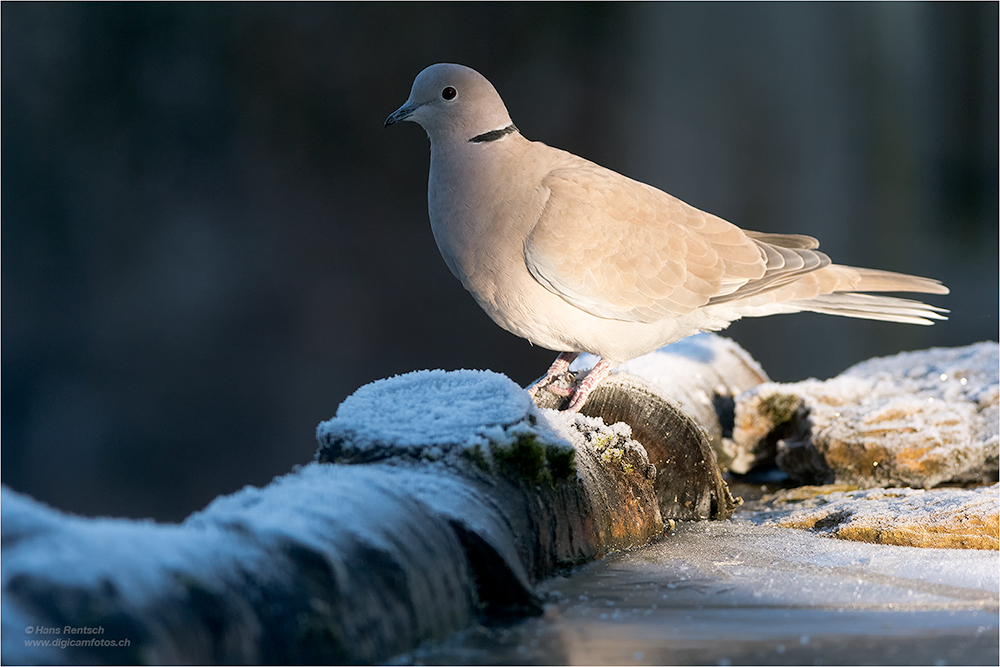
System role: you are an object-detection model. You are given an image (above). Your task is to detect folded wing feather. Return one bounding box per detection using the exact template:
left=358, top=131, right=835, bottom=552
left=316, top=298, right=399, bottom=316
left=524, top=161, right=948, bottom=325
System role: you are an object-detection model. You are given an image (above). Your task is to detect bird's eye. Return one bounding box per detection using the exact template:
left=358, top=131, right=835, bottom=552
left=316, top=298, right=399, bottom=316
left=441, top=86, right=457, bottom=100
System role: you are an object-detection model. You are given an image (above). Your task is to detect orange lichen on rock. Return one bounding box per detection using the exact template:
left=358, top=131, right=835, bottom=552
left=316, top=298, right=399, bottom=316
left=756, top=484, right=999, bottom=550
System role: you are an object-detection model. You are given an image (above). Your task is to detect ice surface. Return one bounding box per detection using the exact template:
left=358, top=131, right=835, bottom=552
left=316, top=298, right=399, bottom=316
left=398, top=520, right=999, bottom=665
left=566, top=520, right=999, bottom=608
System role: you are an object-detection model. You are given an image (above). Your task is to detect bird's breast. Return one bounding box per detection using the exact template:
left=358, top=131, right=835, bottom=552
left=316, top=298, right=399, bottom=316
left=427, top=142, right=545, bottom=296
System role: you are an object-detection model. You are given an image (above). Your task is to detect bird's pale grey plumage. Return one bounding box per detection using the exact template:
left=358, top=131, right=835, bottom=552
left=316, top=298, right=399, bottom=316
left=386, top=63, right=949, bottom=410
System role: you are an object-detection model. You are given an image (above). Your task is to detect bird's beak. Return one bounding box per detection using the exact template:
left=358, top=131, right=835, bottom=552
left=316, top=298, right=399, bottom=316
left=384, top=101, right=419, bottom=127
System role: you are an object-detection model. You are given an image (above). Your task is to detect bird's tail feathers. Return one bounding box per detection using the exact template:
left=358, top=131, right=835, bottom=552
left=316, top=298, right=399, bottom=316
left=787, top=292, right=949, bottom=325
left=843, top=266, right=950, bottom=295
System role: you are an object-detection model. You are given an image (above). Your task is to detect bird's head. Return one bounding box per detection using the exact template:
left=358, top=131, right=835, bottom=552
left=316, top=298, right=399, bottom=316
left=385, top=63, right=514, bottom=145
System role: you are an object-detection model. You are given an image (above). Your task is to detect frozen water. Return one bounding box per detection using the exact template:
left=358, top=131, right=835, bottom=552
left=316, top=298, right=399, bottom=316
left=398, top=520, right=999, bottom=665
left=556, top=520, right=998, bottom=610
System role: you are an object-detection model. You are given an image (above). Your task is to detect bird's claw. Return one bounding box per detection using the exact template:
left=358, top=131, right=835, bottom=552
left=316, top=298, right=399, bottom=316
left=545, top=383, right=574, bottom=397
left=526, top=373, right=575, bottom=397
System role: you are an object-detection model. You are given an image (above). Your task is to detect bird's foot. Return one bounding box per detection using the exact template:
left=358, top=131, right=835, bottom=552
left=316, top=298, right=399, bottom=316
left=564, top=358, right=614, bottom=412
left=544, top=382, right=574, bottom=397
left=526, top=351, right=580, bottom=398
left=527, top=353, right=614, bottom=412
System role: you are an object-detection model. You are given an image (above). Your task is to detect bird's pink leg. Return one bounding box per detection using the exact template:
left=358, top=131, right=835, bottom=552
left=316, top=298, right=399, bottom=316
left=565, top=358, right=614, bottom=412
left=527, top=352, right=580, bottom=398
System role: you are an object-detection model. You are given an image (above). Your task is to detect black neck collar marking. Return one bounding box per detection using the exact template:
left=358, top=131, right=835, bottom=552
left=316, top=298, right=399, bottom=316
left=469, top=124, right=518, bottom=143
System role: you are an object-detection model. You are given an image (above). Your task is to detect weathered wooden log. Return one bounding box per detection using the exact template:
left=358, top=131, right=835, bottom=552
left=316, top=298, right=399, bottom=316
left=2, top=342, right=745, bottom=665
left=533, top=371, right=736, bottom=521
left=565, top=333, right=771, bottom=472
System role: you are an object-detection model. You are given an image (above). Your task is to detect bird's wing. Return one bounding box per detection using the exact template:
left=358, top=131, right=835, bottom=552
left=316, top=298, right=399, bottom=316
left=524, top=163, right=829, bottom=322
left=742, top=231, right=820, bottom=250
left=707, top=230, right=831, bottom=305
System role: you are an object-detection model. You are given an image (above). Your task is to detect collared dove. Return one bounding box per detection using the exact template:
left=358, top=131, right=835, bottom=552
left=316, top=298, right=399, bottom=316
left=385, top=63, right=949, bottom=412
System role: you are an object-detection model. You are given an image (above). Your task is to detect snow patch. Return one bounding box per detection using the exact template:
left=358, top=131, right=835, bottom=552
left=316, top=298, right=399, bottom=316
left=316, top=369, right=576, bottom=482
left=318, top=369, right=535, bottom=449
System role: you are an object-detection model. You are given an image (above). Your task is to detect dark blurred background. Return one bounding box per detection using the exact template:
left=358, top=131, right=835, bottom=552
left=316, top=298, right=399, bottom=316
left=3, top=3, right=997, bottom=522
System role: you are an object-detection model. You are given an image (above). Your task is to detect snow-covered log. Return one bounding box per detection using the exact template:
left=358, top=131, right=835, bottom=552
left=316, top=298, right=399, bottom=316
left=564, top=333, right=771, bottom=471
left=3, top=352, right=738, bottom=665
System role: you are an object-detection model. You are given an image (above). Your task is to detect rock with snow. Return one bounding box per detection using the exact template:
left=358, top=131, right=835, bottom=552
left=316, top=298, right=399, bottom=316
left=731, top=342, right=999, bottom=488
left=743, top=483, right=999, bottom=550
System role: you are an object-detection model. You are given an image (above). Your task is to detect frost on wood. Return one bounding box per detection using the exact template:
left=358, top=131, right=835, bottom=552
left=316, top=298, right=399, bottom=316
left=4, top=368, right=735, bottom=665
left=2, top=466, right=494, bottom=665
left=316, top=369, right=575, bottom=485
left=319, top=367, right=734, bottom=529
left=531, top=364, right=738, bottom=521
left=745, top=483, right=999, bottom=550
left=731, top=342, right=999, bottom=488
left=571, top=333, right=770, bottom=471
